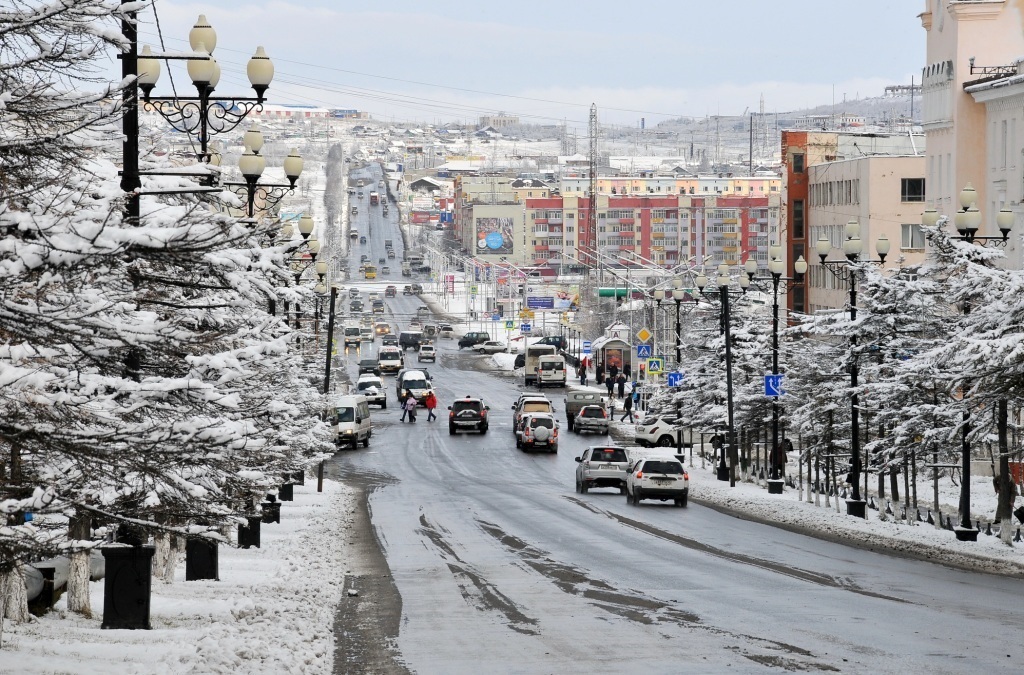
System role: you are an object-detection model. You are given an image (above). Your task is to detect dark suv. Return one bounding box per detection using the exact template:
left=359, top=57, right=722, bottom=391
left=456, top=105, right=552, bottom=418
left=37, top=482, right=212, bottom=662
left=448, top=397, right=489, bottom=435
left=458, top=331, right=491, bottom=349
left=536, top=335, right=568, bottom=351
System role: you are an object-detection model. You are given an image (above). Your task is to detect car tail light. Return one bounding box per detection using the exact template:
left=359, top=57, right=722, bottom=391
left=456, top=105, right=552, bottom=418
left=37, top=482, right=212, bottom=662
left=449, top=411, right=454, bottom=418
left=683, top=472, right=689, bottom=480
left=635, top=471, right=643, bottom=479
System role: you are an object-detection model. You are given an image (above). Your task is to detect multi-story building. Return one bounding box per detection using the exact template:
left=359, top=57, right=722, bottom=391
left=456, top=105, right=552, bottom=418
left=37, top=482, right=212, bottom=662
left=805, top=155, right=927, bottom=312
left=919, top=0, right=1024, bottom=253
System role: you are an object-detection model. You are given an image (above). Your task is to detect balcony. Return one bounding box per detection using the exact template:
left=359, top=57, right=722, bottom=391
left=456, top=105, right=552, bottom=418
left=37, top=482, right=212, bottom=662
left=534, top=244, right=549, bottom=252
left=535, top=218, right=548, bottom=225
left=548, top=217, right=563, bottom=225
left=619, top=230, right=636, bottom=237
left=619, top=218, right=635, bottom=225
left=651, top=231, right=665, bottom=239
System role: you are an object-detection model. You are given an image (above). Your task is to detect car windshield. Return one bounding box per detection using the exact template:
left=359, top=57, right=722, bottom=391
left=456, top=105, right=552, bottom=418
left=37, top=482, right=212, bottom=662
left=452, top=401, right=481, bottom=413
left=591, top=448, right=627, bottom=462
left=522, top=402, right=552, bottom=412
left=642, top=461, right=683, bottom=475
left=357, top=381, right=380, bottom=390
left=531, top=417, right=554, bottom=429
left=582, top=408, right=604, bottom=418
left=404, top=378, right=428, bottom=389
left=336, top=407, right=354, bottom=423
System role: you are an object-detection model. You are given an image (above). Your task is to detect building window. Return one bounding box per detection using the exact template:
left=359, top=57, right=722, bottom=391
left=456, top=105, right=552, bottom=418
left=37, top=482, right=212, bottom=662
left=901, top=178, right=925, bottom=202
left=792, top=200, right=805, bottom=238
left=901, top=223, right=926, bottom=250
left=793, top=153, right=805, bottom=173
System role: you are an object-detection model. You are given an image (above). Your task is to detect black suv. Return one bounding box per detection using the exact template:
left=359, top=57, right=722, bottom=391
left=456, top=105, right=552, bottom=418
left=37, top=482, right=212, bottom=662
left=357, top=358, right=380, bottom=376
left=448, top=397, right=490, bottom=435
left=381, top=334, right=399, bottom=347
left=350, top=300, right=364, bottom=312
left=399, top=331, right=422, bottom=351
left=458, top=331, right=491, bottom=349
left=535, top=335, right=568, bottom=351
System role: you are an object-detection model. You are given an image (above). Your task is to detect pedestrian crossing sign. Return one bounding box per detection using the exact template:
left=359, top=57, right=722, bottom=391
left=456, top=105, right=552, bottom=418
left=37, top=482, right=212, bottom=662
left=504, top=320, right=514, bottom=330
left=647, top=357, right=664, bottom=374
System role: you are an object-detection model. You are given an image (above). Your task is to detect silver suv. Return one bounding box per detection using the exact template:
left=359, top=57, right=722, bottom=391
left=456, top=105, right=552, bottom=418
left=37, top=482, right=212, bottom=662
left=572, top=405, right=609, bottom=435
left=575, top=446, right=628, bottom=494
left=516, top=413, right=559, bottom=453
left=626, top=453, right=689, bottom=507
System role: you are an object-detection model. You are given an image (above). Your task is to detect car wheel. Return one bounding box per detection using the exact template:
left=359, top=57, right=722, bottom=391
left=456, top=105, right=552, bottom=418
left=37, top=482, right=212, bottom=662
left=657, top=435, right=674, bottom=447
left=633, top=488, right=642, bottom=505
left=680, top=494, right=688, bottom=507
left=580, top=480, right=588, bottom=494
left=575, top=478, right=582, bottom=494
left=625, top=488, right=633, bottom=504
left=449, top=426, right=456, bottom=435
left=516, top=437, right=522, bottom=448
left=619, top=485, right=627, bottom=495
left=480, top=424, right=488, bottom=434
left=566, top=419, right=574, bottom=432
left=550, top=445, right=557, bottom=454
left=603, top=429, right=609, bottom=436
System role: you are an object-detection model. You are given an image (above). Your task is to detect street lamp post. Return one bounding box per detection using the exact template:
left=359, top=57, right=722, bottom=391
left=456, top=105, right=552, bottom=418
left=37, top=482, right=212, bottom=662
left=696, top=264, right=751, bottom=486
left=816, top=219, right=890, bottom=518
left=654, top=279, right=691, bottom=465
left=922, top=187, right=1014, bottom=541
left=743, top=249, right=808, bottom=491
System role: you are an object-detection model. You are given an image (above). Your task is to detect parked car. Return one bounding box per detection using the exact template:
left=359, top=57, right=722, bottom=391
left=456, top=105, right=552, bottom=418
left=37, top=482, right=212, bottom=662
left=357, top=358, right=381, bottom=376
left=517, top=413, right=559, bottom=453
left=535, top=335, right=568, bottom=351
left=448, top=396, right=489, bottom=435
left=474, top=340, right=507, bottom=354
left=625, top=449, right=689, bottom=506
left=575, top=446, right=629, bottom=494
left=355, top=375, right=387, bottom=408
left=418, top=344, right=436, bottom=362
left=458, top=332, right=491, bottom=349
left=439, top=325, right=454, bottom=339
left=634, top=416, right=693, bottom=450
left=573, top=405, right=610, bottom=435
left=384, top=285, right=397, bottom=298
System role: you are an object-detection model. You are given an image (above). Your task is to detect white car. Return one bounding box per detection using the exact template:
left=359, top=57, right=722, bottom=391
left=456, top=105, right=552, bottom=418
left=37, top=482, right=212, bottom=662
left=368, top=292, right=381, bottom=301
left=573, top=405, right=610, bottom=435
left=418, top=344, right=436, bottom=362
left=355, top=375, right=387, bottom=408
left=516, top=412, right=559, bottom=453
left=625, top=451, right=689, bottom=507
left=474, top=340, right=507, bottom=354
left=634, top=416, right=693, bottom=449
left=575, top=446, right=629, bottom=494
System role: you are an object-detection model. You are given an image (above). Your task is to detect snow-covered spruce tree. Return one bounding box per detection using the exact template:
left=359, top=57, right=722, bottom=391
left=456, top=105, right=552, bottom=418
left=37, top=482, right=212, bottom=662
left=911, top=227, right=1024, bottom=542
left=1, top=1, right=332, bottom=622
left=726, top=298, right=775, bottom=480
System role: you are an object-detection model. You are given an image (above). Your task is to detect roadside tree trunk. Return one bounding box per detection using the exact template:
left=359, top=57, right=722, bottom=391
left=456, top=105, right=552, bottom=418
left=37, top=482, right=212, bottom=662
left=1, top=565, right=30, bottom=623
left=66, top=510, right=92, bottom=616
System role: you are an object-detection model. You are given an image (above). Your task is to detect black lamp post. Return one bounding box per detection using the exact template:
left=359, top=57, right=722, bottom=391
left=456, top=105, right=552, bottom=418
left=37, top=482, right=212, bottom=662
left=743, top=249, right=808, bottom=490
left=816, top=219, right=890, bottom=519
left=922, top=187, right=1014, bottom=541
left=654, top=281, right=690, bottom=464
left=228, top=131, right=303, bottom=219
left=696, top=264, right=750, bottom=487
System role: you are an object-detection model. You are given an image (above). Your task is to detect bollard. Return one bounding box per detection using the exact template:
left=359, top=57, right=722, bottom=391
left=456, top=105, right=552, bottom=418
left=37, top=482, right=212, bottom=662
left=1015, top=528, right=1022, bottom=543
left=279, top=483, right=294, bottom=502
left=885, top=501, right=894, bottom=516
left=984, top=521, right=993, bottom=536
left=101, top=545, right=155, bottom=630
left=944, top=515, right=955, bottom=531
left=185, top=538, right=219, bottom=581
left=238, top=516, right=261, bottom=549
left=261, top=501, right=281, bottom=524
left=927, top=509, right=934, bottom=525
left=317, top=461, right=324, bottom=492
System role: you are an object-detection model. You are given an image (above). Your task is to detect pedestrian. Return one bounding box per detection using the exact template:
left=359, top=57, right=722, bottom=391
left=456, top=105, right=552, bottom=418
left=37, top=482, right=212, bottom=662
left=619, top=388, right=634, bottom=423
left=577, top=363, right=587, bottom=386
left=616, top=373, right=626, bottom=399
left=623, top=363, right=631, bottom=379
left=399, top=389, right=410, bottom=422
left=608, top=363, right=619, bottom=381
left=404, top=392, right=418, bottom=422
left=605, top=374, right=615, bottom=398
left=595, top=364, right=604, bottom=385
left=425, top=390, right=438, bottom=421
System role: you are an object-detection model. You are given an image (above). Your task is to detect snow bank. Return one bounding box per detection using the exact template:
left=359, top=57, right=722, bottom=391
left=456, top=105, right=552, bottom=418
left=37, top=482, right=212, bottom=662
left=2, top=479, right=355, bottom=674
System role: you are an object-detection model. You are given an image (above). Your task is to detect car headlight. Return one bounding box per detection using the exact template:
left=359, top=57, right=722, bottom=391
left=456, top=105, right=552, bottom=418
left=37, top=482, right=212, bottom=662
left=343, top=430, right=354, bottom=435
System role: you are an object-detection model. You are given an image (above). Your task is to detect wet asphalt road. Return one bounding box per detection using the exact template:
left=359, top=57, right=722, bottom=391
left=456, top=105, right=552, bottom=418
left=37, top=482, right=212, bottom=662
left=328, top=164, right=1024, bottom=674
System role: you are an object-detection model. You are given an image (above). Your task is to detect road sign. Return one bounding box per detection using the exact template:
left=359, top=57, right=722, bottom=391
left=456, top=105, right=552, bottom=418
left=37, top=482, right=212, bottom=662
left=582, top=340, right=592, bottom=355
left=504, top=320, right=515, bottom=330
left=765, top=374, right=785, bottom=397
left=491, top=312, right=501, bottom=321
left=667, top=371, right=684, bottom=387
left=519, top=309, right=535, bottom=320
left=646, top=357, right=665, bottom=374
left=521, top=323, right=532, bottom=334
left=636, top=327, right=652, bottom=343
left=470, top=284, right=478, bottom=296
left=636, top=344, right=653, bottom=358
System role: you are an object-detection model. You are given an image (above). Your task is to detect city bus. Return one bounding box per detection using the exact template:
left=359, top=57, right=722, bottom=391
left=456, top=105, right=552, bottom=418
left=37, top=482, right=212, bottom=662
left=364, top=264, right=377, bottom=280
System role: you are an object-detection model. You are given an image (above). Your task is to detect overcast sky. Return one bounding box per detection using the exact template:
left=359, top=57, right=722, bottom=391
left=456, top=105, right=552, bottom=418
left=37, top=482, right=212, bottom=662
left=130, top=0, right=926, bottom=128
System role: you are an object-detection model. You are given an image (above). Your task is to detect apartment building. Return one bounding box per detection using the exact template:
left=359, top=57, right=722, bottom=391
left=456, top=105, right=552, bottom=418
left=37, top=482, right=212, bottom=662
left=805, top=155, right=927, bottom=312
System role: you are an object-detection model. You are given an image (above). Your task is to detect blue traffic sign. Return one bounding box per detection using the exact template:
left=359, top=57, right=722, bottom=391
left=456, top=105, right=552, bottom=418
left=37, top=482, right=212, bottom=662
left=491, top=312, right=501, bottom=321
left=765, top=374, right=785, bottom=397
left=582, top=340, right=592, bottom=355
left=636, top=344, right=653, bottom=358
left=667, top=371, right=684, bottom=387
left=521, top=323, right=532, bottom=333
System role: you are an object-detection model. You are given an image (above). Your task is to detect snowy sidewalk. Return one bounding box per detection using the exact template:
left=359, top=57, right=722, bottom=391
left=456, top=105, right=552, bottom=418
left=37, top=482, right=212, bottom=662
left=2, top=479, right=356, bottom=674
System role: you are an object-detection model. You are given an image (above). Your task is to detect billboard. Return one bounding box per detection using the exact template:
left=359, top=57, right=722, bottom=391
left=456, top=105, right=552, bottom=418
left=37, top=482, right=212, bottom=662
left=475, top=217, right=514, bottom=254
left=525, top=282, right=580, bottom=311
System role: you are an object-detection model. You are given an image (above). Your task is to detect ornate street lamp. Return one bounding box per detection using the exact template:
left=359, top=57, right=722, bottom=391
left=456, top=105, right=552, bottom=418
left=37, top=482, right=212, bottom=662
left=816, top=219, right=889, bottom=518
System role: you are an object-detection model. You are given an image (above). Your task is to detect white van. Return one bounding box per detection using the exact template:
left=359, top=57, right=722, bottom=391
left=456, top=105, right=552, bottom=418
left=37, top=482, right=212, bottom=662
left=524, top=344, right=557, bottom=386
left=537, top=355, right=567, bottom=388
left=343, top=324, right=361, bottom=346
left=332, top=395, right=372, bottom=448
left=377, top=346, right=404, bottom=373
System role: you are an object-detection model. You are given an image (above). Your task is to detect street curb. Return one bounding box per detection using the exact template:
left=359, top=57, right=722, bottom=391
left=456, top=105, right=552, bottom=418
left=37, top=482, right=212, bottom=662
left=690, top=494, right=1024, bottom=579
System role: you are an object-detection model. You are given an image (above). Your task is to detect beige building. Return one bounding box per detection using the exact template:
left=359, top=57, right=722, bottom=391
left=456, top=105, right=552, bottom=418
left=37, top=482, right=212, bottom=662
left=919, top=0, right=1024, bottom=256
left=806, top=155, right=927, bottom=312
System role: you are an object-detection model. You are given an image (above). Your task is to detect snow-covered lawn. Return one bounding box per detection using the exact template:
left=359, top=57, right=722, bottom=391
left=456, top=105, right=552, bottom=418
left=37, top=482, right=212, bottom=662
left=2, top=479, right=355, bottom=674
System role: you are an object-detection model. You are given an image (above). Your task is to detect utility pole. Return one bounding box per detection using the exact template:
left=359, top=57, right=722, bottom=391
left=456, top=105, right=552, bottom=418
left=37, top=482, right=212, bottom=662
left=588, top=103, right=599, bottom=281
